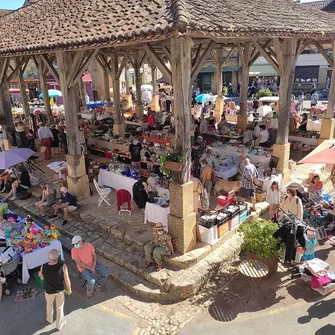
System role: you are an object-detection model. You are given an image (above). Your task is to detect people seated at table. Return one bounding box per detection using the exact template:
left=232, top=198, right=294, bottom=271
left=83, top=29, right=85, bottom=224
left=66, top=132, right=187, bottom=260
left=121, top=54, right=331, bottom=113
left=50, top=187, right=77, bottom=226
left=200, top=146, right=219, bottom=170
left=3, top=167, right=31, bottom=201
left=308, top=175, right=323, bottom=199
left=144, top=223, right=174, bottom=272
left=280, top=188, right=303, bottom=219
left=207, top=112, right=216, bottom=133
left=35, top=183, right=57, bottom=218
left=0, top=168, right=16, bottom=193
left=200, top=159, right=214, bottom=196
left=71, top=235, right=108, bottom=298
left=258, top=125, right=269, bottom=147
left=217, top=114, right=228, bottom=133
left=133, top=176, right=149, bottom=211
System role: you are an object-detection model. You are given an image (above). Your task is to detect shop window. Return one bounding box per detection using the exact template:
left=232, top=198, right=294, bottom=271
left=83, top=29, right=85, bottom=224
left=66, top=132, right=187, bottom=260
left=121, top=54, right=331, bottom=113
left=294, top=66, right=319, bottom=83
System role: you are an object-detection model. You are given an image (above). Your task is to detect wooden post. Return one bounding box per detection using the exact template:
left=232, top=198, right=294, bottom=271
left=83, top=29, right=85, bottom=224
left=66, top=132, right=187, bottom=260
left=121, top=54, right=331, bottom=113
left=56, top=51, right=90, bottom=200
left=79, top=78, right=87, bottom=110
left=238, top=42, right=252, bottom=131
left=125, top=64, right=130, bottom=95
left=103, top=70, right=111, bottom=107
left=36, top=57, right=52, bottom=121
left=326, top=40, right=335, bottom=119
left=16, top=59, right=30, bottom=118
left=134, top=51, right=143, bottom=117
left=111, top=54, right=121, bottom=125
left=150, top=63, right=159, bottom=111
left=212, top=49, right=224, bottom=120
left=168, top=36, right=196, bottom=255
left=273, top=39, right=298, bottom=186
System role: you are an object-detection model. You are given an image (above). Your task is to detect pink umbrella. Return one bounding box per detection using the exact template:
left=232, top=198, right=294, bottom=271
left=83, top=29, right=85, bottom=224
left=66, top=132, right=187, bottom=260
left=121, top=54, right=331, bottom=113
left=299, top=145, right=335, bottom=165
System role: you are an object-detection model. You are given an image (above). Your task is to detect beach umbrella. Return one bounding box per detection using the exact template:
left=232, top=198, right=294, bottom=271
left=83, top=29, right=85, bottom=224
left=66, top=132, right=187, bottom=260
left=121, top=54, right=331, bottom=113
left=299, top=144, right=335, bottom=165
left=0, top=148, right=35, bottom=169
left=39, top=89, right=62, bottom=98
left=195, top=94, right=211, bottom=103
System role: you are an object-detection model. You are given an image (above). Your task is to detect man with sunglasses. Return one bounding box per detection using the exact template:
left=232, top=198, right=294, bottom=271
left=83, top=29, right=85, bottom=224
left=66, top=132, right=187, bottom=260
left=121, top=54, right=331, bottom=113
left=71, top=235, right=108, bottom=297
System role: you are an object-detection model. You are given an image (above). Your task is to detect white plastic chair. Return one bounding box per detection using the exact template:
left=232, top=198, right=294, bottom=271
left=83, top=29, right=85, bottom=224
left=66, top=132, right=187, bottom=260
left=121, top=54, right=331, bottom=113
left=93, top=179, right=112, bottom=206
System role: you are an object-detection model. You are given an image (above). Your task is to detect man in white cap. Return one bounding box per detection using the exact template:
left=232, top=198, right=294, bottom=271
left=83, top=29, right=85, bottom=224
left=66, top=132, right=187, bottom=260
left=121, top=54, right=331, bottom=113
left=39, top=249, right=71, bottom=331
left=50, top=187, right=77, bottom=225
left=71, top=235, right=108, bottom=297
left=200, top=146, right=219, bottom=170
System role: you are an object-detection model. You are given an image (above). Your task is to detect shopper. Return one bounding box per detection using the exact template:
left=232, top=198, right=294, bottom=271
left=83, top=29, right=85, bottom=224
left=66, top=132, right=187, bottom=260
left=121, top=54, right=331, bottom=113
left=200, top=159, right=213, bottom=196
left=35, top=183, right=57, bottom=218
left=144, top=223, right=174, bottom=272
left=240, top=158, right=258, bottom=211
left=258, top=124, right=269, bottom=147
left=266, top=181, right=280, bottom=220
left=38, top=123, right=54, bottom=160
left=280, top=188, right=303, bottom=219
left=50, top=124, right=60, bottom=155
left=39, top=249, right=71, bottom=331
left=71, top=235, right=108, bottom=298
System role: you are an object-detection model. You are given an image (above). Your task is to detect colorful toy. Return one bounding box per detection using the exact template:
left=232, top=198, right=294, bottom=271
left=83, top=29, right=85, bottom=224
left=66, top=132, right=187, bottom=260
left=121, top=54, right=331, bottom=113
left=23, top=236, right=33, bottom=254
left=50, top=225, right=60, bottom=240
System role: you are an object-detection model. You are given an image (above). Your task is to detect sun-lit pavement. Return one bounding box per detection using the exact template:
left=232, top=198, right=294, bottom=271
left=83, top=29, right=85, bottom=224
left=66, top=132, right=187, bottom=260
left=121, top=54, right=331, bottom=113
left=0, top=249, right=137, bottom=335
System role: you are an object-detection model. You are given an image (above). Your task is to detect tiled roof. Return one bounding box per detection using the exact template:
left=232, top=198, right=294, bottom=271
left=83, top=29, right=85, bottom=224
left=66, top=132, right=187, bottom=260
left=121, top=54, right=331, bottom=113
left=0, top=9, right=12, bottom=17
left=301, top=0, right=332, bottom=10
left=1, top=0, right=335, bottom=56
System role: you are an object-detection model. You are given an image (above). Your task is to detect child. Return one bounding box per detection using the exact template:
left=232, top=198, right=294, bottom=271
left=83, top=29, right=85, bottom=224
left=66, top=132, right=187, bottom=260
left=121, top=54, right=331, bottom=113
left=303, top=227, right=317, bottom=261
left=266, top=181, right=280, bottom=220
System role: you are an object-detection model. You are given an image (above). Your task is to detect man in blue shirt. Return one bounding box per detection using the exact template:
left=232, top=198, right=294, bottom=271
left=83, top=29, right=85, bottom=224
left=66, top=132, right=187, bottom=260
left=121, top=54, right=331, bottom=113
left=50, top=187, right=77, bottom=226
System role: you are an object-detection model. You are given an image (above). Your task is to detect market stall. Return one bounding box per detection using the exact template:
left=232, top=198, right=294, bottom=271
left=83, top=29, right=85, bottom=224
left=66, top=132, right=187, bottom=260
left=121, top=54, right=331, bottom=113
left=144, top=202, right=170, bottom=230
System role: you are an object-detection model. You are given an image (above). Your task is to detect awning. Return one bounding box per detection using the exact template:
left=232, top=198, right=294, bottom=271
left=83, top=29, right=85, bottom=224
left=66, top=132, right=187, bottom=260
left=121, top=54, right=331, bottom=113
left=82, top=73, right=92, bottom=83
left=249, top=65, right=277, bottom=76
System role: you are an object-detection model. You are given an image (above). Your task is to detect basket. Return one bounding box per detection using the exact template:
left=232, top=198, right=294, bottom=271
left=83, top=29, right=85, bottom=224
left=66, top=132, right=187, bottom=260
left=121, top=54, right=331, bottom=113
left=255, top=192, right=266, bottom=202
left=34, top=272, right=45, bottom=289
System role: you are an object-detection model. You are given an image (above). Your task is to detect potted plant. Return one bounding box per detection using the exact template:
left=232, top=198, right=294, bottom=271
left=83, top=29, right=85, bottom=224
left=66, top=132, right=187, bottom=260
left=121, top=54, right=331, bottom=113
left=160, top=151, right=183, bottom=175
left=238, top=219, right=279, bottom=278
left=254, top=88, right=273, bottom=101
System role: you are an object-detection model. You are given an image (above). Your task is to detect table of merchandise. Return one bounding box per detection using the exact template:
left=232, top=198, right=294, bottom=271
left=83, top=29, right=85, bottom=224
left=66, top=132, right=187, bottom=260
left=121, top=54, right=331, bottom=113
left=144, top=202, right=170, bottom=231
left=21, top=239, right=64, bottom=284
left=98, top=169, right=137, bottom=197
left=259, top=174, right=283, bottom=191
left=214, top=166, right=238, bottom=180
left=214, top=148, right=271, bottom=166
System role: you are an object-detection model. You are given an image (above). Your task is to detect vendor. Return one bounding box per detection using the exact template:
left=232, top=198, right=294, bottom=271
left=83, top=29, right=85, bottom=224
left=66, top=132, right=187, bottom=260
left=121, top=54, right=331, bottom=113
left=200, top=146, right=219, bottom=170
left=280, top=188, right=303, bottom=219
left=258, top=125, right=269, bottom=147
left=132, top=176, right=149, bottom=211
left=217, top=114, right=227, bottom=133
left=200, top=159, right=214, bottom=195
left=147, top=109, right=155, bottom=130
left=207, top=112, right=216, bottom=133
left=144, top=222, right=174, bottom=272
left=308, top=175, right=323, bottom=198
left=129, top=138, right=142, bottom=168
left=299, top=113, right=308, bottom=132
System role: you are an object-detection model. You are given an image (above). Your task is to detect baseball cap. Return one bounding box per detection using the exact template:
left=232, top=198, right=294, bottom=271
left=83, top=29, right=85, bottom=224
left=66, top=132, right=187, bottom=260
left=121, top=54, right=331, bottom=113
left=60, top=187, right=68, bottom=193
left=71, top=235, right=82, bottom=245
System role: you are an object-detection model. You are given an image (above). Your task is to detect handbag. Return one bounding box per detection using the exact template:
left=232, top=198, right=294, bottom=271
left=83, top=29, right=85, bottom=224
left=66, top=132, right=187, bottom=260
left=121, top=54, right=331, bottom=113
left=39, top=145, right=47, bottom=154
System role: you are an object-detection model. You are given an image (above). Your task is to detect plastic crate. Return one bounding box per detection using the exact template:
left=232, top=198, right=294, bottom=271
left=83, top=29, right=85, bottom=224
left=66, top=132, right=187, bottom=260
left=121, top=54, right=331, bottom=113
left=198, top=224, right=219, bottom=245
left=223, top=204, right=240, bottom=230
left=239, top=210, right=248, bottom=224
left=199, top=211, right=217, bottom=229
left=217, top=194, right=236, bottom=207
left=216, top=211, right=230, bottom=238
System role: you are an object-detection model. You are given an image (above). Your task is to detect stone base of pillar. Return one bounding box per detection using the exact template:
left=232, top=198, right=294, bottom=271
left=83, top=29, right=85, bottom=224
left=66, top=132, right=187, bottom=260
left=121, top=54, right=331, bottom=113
left=273, top=143, right=291, bottom=186
left=151, top=95, right=160, bottom=112
left=319, top=118, right=335, bottom=143
left=168, top=213, right=197, bottom=254
left=66, top=155, right=90, bottom=201
left=124, top=94, right=133, bottom=109
left=135, top=104, right=144, bottom=117
left=168, top=182, right=196, bottom=254
left=113, top=123, right=125, bottom=137
left=237, top=115, right=248, bottom=132
left=214, top=97, right=224, bottom=120
left=3, top=139, right=16, bottom=150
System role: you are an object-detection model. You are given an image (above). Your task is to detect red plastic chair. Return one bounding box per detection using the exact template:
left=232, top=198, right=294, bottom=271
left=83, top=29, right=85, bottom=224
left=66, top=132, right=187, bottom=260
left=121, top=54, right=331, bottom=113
left=116, top=189, right=132, bottom=215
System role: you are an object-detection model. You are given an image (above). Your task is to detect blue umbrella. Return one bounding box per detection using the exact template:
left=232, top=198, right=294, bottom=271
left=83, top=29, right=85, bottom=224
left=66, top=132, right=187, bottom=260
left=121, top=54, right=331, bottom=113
left=195, top=94, right=210, bottom=103
left=39, top=89, right=62, bottom=98
left=0, top=148, right=35, bottom=169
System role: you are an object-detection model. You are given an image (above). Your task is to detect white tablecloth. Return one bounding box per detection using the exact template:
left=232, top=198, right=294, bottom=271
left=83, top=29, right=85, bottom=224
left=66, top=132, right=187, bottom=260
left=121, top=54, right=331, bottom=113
left=98, top=169, right=137, bottom=197
left=214, top=148, right=270, bottom=167
left=259, top=174, right=283, bottom=192
left=144, top=203, right=170, bottom=231
left=21, top=239, right=64, bottom=284
left=214, top=166, right=238, bottom=180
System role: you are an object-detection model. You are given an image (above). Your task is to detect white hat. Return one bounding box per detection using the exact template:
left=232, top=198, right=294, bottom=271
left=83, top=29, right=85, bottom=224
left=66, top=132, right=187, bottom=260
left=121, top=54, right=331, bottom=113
left=60, top=187, right=68, bottom=193
left=71, top=235, right=82, bottom=245
left=154, top=143, right=160, bottom=147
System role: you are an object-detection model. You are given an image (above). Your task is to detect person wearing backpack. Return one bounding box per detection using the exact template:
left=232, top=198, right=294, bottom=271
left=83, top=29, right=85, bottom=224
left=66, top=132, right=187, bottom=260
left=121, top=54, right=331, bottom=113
left=49, top=187, right=77, bottom=226
left=280, top=188, right=303, bottom=219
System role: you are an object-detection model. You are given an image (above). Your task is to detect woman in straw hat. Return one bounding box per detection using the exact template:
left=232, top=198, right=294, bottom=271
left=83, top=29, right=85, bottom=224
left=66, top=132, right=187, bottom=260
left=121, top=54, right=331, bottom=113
left=144, top=223, right=174, bottom=272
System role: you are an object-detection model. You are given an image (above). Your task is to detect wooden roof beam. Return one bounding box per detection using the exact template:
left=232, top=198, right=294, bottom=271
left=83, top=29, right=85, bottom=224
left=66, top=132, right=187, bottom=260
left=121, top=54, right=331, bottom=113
left=116, top=52, right=129, bottom=80
left=73, top=49, right=99, bottom=86
left=248, top=39, right=271, bottom=67
left=144, top=43, right=172, bottom=83
left=40, top=54, right=59, bottom=84
left=310, top=40, right=334, bottom=66
left=0, top=58, right=10, bottom=85
left=253, top=40, right=279, bottom=74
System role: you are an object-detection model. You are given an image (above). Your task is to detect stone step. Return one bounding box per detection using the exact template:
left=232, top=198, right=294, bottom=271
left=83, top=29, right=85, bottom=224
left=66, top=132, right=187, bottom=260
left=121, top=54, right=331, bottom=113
left=58, top=234, right=173, bottom=302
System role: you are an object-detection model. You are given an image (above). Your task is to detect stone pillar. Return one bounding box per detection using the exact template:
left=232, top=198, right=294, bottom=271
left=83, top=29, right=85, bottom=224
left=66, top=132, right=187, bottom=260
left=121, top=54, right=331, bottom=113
left=16, top=59, right=30, bottom=118
left=273, top=143, right=291, bottom=185
left=318, top=119, right=335, bottom=144
left=168, top=37, right=196, bottom=254
left=113, top=123, right=125, bottom=137
left=134, top=52, right=143, bottom=117
left=57, top=51, right=90, bottom=200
